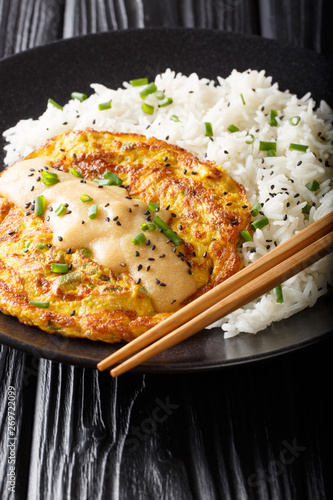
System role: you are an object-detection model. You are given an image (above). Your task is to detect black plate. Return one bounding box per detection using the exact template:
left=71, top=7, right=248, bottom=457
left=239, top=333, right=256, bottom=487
left=0, top=29, right=332, bottom=370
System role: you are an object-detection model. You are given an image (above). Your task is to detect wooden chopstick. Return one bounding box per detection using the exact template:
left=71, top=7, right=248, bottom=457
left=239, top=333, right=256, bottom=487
left=97, top=211, right=333, bottom=374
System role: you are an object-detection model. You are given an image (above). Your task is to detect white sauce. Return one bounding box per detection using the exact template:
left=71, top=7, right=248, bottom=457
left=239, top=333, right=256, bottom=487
left=0, top=158, right=197, bottom=312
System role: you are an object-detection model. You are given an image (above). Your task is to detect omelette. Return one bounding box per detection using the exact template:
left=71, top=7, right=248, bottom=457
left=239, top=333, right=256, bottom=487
left=0, top=129, right=251, bottom=342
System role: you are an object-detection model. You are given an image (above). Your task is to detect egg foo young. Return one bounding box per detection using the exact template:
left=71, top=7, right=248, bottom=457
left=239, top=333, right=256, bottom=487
left=0, top=129, right=251, bottom=342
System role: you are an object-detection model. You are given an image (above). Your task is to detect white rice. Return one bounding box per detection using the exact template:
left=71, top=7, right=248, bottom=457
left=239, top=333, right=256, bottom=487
left=3, top=68, right=333, bottom=337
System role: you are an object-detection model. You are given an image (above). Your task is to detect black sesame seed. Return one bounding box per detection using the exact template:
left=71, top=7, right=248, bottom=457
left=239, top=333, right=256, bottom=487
left=68, top=264, right=73, bottom=271
left=146, top=239, right=151, bottom=246
left=242, top=205, right=248, bottom=209
left=294, top=193, right=300, bottom=198
left=146, top=266, right=150, bottom=271
left=81, top=221, right=85, bottom=224
left=155, top=279, right=160, bottom=284
left=29, top=168, right=35, bottom=171
left=286, top=202, right=290, bottom=207
left=25, top=202, right=31, bottom=208
left=163, top=156, right=168, bottom=161
left=116, top=221, right=121, bottom=226
left=166, top=205, right=170, bottom=210
left=70, top=310, right=75, bottom=316
left=30, top=186, right=34, bottom=191
left=36, top=176, right=41, bottom=182
left=98, top=185, right=104, bottom=189
left=136, top=278, right=141, bottom=284
left=25, top=212, right=30, bottom=216
left=47, top=243, right=52, bottom=248
left=159, top=254, right=165, bottom=258
left=172, top=248, right=177, bottom=253
left=171, top=300, right=176, bottom=304
left=224, top=150, right=229, bottom=154
left=8, top=231, right=15, bottom=235
left=266, top=245, right=271, bottom=250
left=128, top=208, right=132, bottom=213
left=183, top=169, right=187, bottom=174
left=165, top=136, right=169, bottom=140
left=66, top=211, right=72, bottom=215
left=137, top=264, right=142, bottom=271
left=28, top=173, right=34, bottom=177
left=46, top=216, right=50, bottom=221
left=66, top=248, right=71, bottom=254
left=164, top=163, right=170, bottom=167
left=226, top=202, right=232, bottom=206
left=171, top=213, right=177, bottom=217
left=283, top=214, right=288, bottom=221
left=126, top=196, right=132, bottom=200
left=192, top=251, right=196, bottom=257
left=148, top=258, right=155, bottom=261
left=159, top=283, right=166, bottom=287
left=58, top=236, right=63, bottom=241
left=191, top=171, right=197, bottom=175
left=143, top=210, right=150, bottom=215
left=105, top=217, right=110, bottom=222
left=271, top=185, right=275, bottom=189
left=135, top=251, right=140, bottom=257
left=261, top=158, right=265, bottom=164
left=187, top=268, right=192, bottom=275
left=146, top=216, right=152, bottom=221
left=297, top=161, right=302, bottom=166
left=113, top=216, right=118, bottom=221
left=73, top=153, right=76, bottom=159
left=178, top=225, right=183, bottom=230
left=151, top=245, right=156, bottom=250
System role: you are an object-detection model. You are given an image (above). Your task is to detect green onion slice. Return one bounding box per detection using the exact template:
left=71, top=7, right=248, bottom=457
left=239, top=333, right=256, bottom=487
left=71, top=92, right=88, bottom=102
left=139, top=82, right=157, bottom=99
left=158, top=97, right=173, bottom=107
left=141, top=222, right=156, bottom=232
left=289, top=116, right=301, bottom=126
left=88, top=204, right=98, bottom=219
left=98, top=100, right=111, bottom=110
left=51, top=263, right=69, bottom=274
left=259, top=141, right=276, bottom=152
left=251, top=215, right=269, bottom=231
left=204, top=122, right=213, bottom=137
left=80, top=194, right=93, bottom=203
left=154, top=90, right=165, bottom=100
left=245, top=133, right=254, bottom=144
left=35, top=195, right=46, bottom=216
left=227, top=124, right=239, bottom=133
left=305, top=180, right=320, bottom=191
left=289, top=143, right=308, bottom=152
left=274, top=284, right=284, bottom=303
left=130, top=78, right=148, bottom=87
left=142, top=103, right=154, bottom=114
left=48, top=98, right=63, bottom=110
left=70, top=167, right=84, bottom=178
left=41, top=170, right=60, bottom=186
left=55, top=203, right=66, bottom=216
left=29, top=300, right=50, bottom=308
left=269, top=110, right=278, bottom=126
left=153, top=216, right=183, bottom=246
left=251, top=203, right=262, bottom=217
left=301, top=204, right=312, bottom=214
left=267, top=149, right=276, bottom=157
left=240, top=93, right=246, bottom=105
left=132, top=233, right=146, bottom=245
left=103, top=171, right=123, bottom=185
left=170, top=115, right=180, bottom=122
left=148, top=201, right=160, bottom=212
left=240, top=229, right=253, bottom=242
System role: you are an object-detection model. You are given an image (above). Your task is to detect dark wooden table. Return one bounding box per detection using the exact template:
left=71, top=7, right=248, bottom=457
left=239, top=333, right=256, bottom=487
left=0, top=2, right=332, bottom=499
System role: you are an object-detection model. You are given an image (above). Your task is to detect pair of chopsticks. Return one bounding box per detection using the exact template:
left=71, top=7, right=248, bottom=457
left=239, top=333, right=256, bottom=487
left=97, top=211, right=333, bottom=377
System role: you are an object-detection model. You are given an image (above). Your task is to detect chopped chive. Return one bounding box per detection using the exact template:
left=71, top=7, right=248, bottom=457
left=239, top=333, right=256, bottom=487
left=37, top=242, right=47, bottom=250
left=51, top=263, right=69, bottom=274
left=302, top=204, right=312, bottom=214
left=35, top=195, right=45, bottom=216
left=246, top=133, right=254, bottom=144
left=305, top=180, right=320, bottom=191
left=55, top=203, right=66, bottom=216
left=289, top=116, right=301, bottom=126
left=154, top=90, right=165, bottom=100
left=158, top=97, right=173, bottom=107
left=289, top=143, right=308, bottom=152
left=240, top=229, right=253, bottom=242
left=251, top=203, right=262, bottom=217
left=267, top=149, right=276, bottom=157
left=103, top=171, right=123, bottom=185
left=142, top=103, right=154, bottom=114
left=154, top=216, right=183, bottom=246
left=41, top=170, right=60, bottom=186
left=251, top=216, right=269, bottom=231
left=269, top=110, right=278, bottom=126
left=148, top=201, right=160, bottom=212
left=98, top=100, right=111, bottom=110
left=132, top=233, right=146, bottom=245
left=70, top=167, right=84, bottom=178
left=88, top=204, right=98, bottom=219
left=29, top=300, right=50, bottom=308
left=274, top=284, right=284, bottom=303
left=240, top=93, right=246, bottom=105
left=170, top=115, right=180, bottom=122
left=204, top=122, right=213, bottom=137
left=80, top=194, right=93, bottom=202
left=48, top=98, right=63, bottom=110
left=139, top=82, right=157, bottom=99
left=71, top=92, right=88, bottom=102
left=141, top=222, right=156, bottom=232
left=130, top=77, right=148, bottom=87
left=259, top=141, right=276, bottom=152
left=227, top=124, right=239, bottom=133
